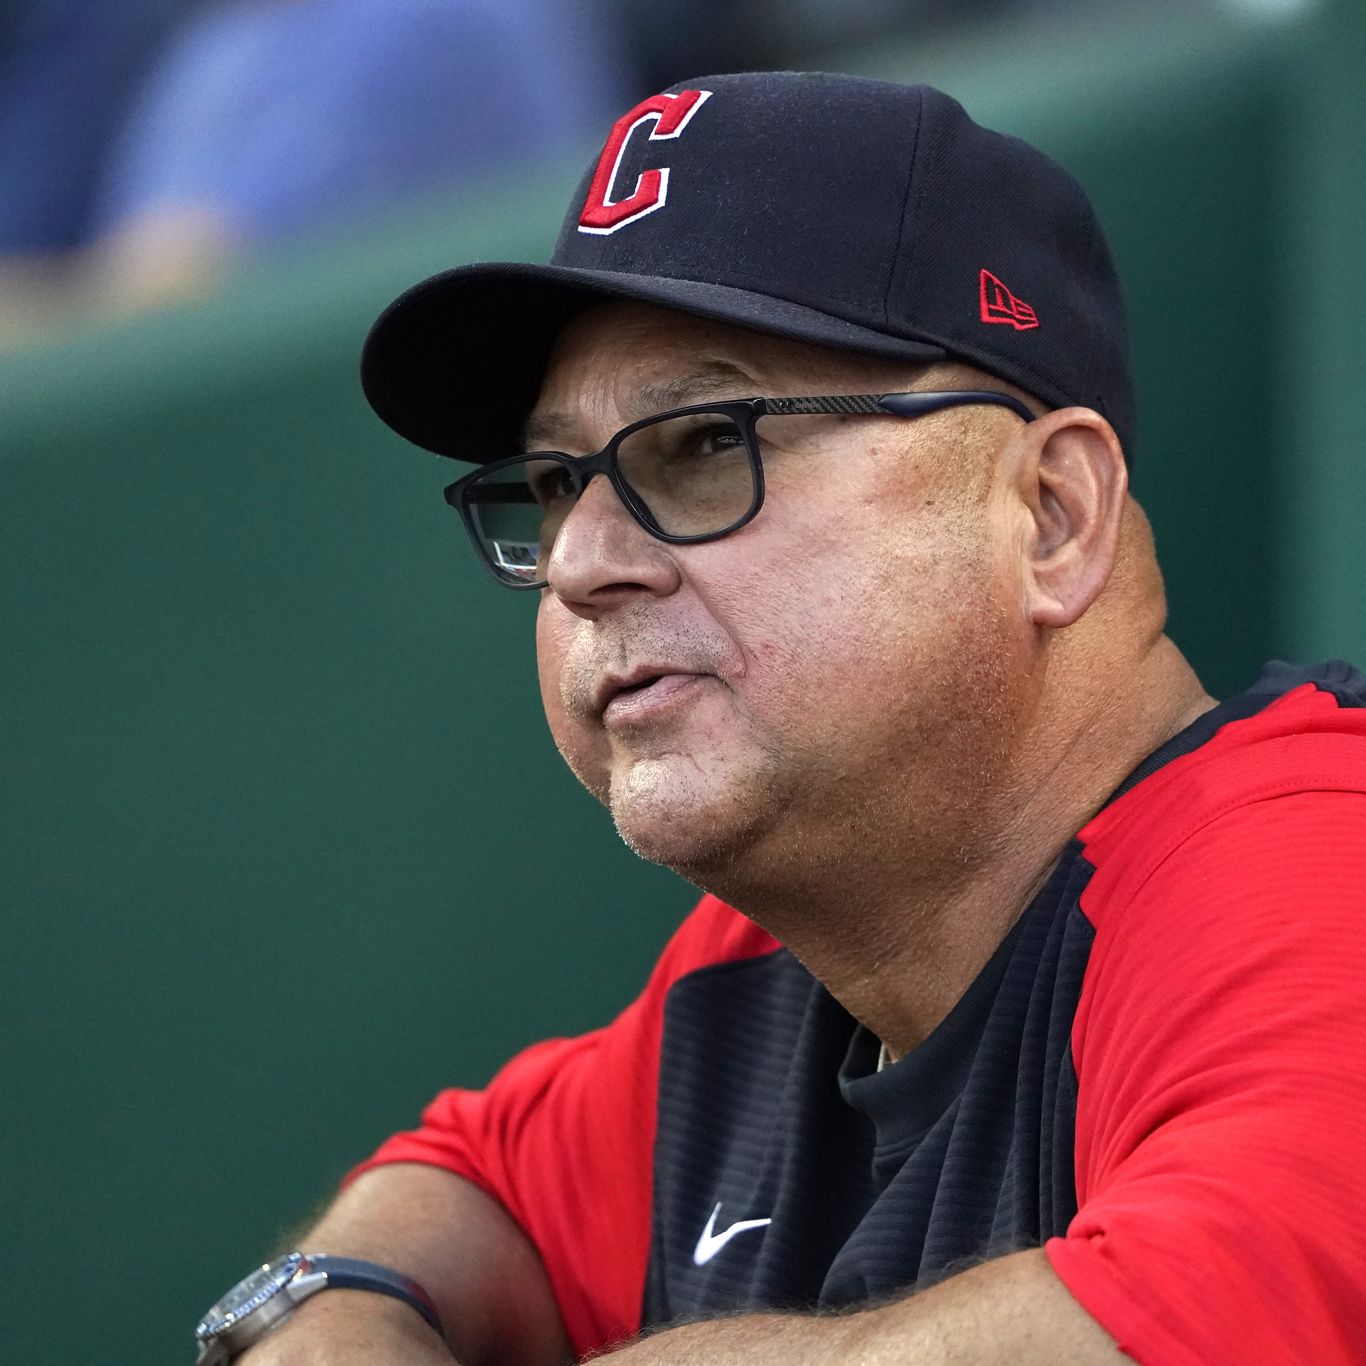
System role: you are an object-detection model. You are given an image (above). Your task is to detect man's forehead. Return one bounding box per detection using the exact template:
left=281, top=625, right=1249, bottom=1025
left=542, top=298, right=922, bottom=384
left=523, top=359, right=764, bottom=452
left=523, top=300, right=932, bottom=450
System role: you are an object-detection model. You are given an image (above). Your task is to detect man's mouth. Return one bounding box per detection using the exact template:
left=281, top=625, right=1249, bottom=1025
left=614, top=674, right=664, bottom=697
left=597, top=670, right=708, bottom=722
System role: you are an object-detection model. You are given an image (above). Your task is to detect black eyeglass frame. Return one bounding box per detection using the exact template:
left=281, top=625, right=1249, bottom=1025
left=445, top=389, right=1036, bottom=590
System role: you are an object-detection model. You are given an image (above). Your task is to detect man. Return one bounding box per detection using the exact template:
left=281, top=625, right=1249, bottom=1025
left=195, top=72, right=1366, bottom=1365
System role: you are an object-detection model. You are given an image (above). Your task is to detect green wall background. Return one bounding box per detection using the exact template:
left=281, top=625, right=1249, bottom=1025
left=2, top=6, right=1361, bottom=1363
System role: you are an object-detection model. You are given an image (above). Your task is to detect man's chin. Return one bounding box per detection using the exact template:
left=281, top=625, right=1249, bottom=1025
left=606, top=757, right=760, bottom=878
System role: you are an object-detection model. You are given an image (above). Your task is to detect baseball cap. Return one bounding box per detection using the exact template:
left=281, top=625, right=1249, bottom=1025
left=361, top=71, right=1135, bottom=462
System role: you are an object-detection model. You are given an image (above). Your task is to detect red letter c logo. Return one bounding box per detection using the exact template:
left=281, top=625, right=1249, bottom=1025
left=578, top=89, right=711, bottom=235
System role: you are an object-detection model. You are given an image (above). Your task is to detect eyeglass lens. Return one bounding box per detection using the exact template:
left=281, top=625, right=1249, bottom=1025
left=464, top=409, right=757, bottom=585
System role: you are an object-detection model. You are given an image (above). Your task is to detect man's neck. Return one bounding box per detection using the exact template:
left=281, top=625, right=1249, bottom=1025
left=711, top=638, right=1215, bottom=1058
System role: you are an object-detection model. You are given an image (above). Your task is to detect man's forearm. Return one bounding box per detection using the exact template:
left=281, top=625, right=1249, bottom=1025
left=238, top=1162, right=571, bottom=1366
left=605, top=1250, right=1121, bottom=1365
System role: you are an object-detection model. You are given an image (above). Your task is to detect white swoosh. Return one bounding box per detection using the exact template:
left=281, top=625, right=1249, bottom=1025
left=692, top=1201, right=773, bottom=1266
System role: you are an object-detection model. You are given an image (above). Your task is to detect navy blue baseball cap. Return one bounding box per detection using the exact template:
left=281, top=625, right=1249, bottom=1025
left=361, top=71, right=1135, bottom=461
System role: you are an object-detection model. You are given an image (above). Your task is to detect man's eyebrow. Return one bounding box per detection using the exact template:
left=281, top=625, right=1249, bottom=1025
left=520, top=360, right=764, bottom=452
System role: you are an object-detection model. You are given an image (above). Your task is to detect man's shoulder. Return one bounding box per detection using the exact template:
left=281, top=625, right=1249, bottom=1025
left=1077, top=661, right=1366, bottom=925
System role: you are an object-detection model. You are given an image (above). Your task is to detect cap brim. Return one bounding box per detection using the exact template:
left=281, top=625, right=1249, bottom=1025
left=360, top=261, right=947, bottom=461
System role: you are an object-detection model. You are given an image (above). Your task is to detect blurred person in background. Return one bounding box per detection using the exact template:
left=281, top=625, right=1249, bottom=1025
left=0, top=0, right=202, bottom=342
left=85, top=0, right=633, bottom=308
left=0, top=0, right=632, bottom=340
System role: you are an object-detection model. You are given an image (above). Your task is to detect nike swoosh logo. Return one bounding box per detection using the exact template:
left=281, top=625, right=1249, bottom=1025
left=692, top=1202, right=773, bottom=1266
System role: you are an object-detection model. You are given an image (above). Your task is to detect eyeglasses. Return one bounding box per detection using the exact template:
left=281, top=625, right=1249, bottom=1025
left=445, top=389, right=1034, bottom=589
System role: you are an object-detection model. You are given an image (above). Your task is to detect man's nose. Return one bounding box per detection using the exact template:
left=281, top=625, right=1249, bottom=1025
left=544, top=473, right=681, bottom=617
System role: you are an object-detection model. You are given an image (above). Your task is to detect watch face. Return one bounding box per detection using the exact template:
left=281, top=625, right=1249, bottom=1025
left=196, top=1253, right=302, bottom=1339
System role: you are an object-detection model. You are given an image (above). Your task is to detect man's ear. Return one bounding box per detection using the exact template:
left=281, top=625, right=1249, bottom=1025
left=1009, top=407, right=1128, bottom=629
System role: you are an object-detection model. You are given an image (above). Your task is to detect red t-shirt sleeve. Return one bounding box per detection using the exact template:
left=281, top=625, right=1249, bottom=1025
left=345, top=894, right=777, bottom=1359
left=1046, top=784, right=1366, bottom=1364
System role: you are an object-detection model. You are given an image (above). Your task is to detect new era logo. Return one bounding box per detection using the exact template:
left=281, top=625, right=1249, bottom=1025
left=979, top=270, right=1039, bottom=331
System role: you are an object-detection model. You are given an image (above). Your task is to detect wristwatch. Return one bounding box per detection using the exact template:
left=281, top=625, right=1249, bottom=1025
left=194, top=1251, right=443, bottom=1364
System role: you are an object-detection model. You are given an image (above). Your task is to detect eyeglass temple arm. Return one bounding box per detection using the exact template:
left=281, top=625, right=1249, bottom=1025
left=764, top=391, right=1035, bottom=422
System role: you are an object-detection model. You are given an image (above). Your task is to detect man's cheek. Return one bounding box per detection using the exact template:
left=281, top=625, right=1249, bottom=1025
left=565, top=734, right=613, bottom=804
left=542, top=692, right=611, bottom=802
left=534, top=619, right=601, bottom=795
left=535, top=603, right=574, bottom=719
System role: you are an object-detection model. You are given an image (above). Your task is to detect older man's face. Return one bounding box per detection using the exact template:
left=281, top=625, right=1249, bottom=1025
left=532, top=302, right=1028, bottom=892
